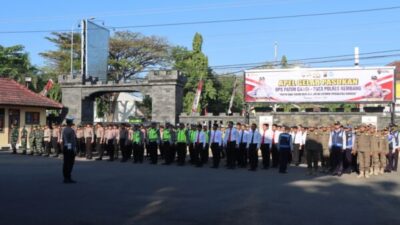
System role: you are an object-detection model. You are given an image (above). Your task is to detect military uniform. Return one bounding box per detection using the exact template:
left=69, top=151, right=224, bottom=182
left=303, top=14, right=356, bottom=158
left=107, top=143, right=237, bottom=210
left=370, top=133, right=380, bottom=176
left=354, top=131, right=372, bottom=178
left=29, top=127, right=36, bottom=155
left=10, top=126, right=19, bottom=154
left=304, top=130, right=321, bottom=175
left=20, top=127, right=28, bottom=154
left=43, top=127, right=52, bottom=156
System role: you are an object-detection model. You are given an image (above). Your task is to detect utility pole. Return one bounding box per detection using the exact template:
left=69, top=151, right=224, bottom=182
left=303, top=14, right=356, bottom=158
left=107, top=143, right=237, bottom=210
left=228, top=76, right=238, bottom=115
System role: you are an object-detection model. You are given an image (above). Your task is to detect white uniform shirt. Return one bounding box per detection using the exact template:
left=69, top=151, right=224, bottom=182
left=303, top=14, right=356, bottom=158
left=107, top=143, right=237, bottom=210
left=246, top=129, right=261, bottom=149
left=223, top=127, right=239, bottom=146
left=238, top=130, right=249, bottom=144
left=271, top=130, right=281, bottom=145
left=260, top=129, right=272, bottom=145
left=194, top=130, right=206, bottom=148
left=209, top=130, right=223, bottom=146
left=293, top=131, right=304, bottom=145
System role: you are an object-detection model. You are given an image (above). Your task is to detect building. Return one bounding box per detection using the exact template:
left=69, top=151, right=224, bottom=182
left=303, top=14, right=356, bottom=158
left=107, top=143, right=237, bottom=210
left=0, top=78, right=63, bottom=148
left=94, top=92, right=143, bottom=123
left=387, top=61, right=400, bottom=114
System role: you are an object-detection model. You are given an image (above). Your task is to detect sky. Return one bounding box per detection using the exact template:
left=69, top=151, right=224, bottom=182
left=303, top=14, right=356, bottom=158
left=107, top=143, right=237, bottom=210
left=1, top=0, right=400, bottom=73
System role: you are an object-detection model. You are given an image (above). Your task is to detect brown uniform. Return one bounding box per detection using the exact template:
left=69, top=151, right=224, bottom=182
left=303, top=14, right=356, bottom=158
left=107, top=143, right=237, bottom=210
left=354, top=132, right=371, bottom=173
left=305, top=131, right=321, bottom=171
left=319, top=131, right=330, bottom=171
left=378, top=134, right=389, bottom=170
left=370, top=134, right=380, bottom=172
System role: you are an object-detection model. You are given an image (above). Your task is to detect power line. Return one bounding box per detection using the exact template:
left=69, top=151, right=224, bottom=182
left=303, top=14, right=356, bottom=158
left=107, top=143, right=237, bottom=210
left=1, top=5, right=399, bottom=34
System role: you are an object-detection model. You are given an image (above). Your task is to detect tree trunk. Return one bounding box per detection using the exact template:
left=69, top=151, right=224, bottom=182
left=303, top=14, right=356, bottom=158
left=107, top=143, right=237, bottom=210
left=107, top=92, right=120, bottom=122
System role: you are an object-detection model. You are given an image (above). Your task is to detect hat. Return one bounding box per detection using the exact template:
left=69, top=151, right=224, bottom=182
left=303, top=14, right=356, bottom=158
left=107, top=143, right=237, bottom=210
left=334, top=121, right=341, bottom=125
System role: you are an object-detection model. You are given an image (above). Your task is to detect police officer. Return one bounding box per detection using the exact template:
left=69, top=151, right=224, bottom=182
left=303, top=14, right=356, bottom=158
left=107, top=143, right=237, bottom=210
left=175, top=123, right=189, bottom=166
left=119, top=124, right=129, bottom=162
left=20, top=126, right=28, bottom=155
left=224, top=121, right=239, bottom=169
left=202, top=124, right=210, bottom=165
left=237, top=123, right=248, bottom=168
left=193, top=124, right=206, bottom=167
left=132, top=124, right=145, bottom=163
left=84, top=123, right=94, bottom=159
left=61, top=116, right=77, bottom=184
left=147, top=122, right=160, bottom=164
left=10, top=124, right=19, bottom=154
left=370, top=127, right=380, bottom=176
left=320, top=126, right=331, bottom=173
left=35, top=126, right=44, bottom=156
left=246, top=123, right=261, bottom=171
left=76, top=125, right=85, bottom=157
left=51, top=124, right=61, bottom=157
left=188, top=125, right=197, bottom=164
left=95, top=123, right=105, bottom=160
left=209, top=124, right=223, bottom=168
left=343, top=126, right=355, bottom=174
left=305, top=126, right=321, bottom=175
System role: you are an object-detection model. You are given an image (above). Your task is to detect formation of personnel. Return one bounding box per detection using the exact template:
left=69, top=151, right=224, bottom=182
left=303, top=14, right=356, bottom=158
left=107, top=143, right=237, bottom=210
left=10, top=121, right=400, bottom=178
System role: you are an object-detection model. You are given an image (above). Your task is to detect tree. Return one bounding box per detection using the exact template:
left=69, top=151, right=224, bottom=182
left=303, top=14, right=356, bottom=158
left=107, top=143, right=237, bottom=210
left=40, top=32, right=81, bottom=75
left=0, top=44, right=37, bottom=83
left=171, top=33, right=217, bottom=114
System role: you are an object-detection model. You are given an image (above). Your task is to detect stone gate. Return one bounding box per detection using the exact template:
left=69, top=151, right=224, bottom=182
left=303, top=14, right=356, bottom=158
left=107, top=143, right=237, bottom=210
left=59, top=70, right=186, bottom=124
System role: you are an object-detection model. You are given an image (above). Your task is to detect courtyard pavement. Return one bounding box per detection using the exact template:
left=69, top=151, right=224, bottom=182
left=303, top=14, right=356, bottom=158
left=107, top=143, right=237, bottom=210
left=0, top=151, right=399, bottom=225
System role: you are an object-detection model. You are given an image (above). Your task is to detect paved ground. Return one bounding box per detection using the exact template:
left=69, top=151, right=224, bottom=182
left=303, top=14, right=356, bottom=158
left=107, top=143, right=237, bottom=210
left=0, top=151, right=399, bottom=225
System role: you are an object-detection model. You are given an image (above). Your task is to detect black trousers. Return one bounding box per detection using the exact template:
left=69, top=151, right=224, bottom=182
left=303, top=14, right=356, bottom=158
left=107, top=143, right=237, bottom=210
left=176, top=143, right=187, bottom=165
left=260, top=143, right=270, bottom=169
left=331, top=146, right=343, bottom=174
left=162, top=142, right=172, bottom=164
left=306, top=149, right=320, bottom=169
left=133, top=143, right=144, bottom=163
left=63, top=150, right=75, bottom=180
left=248, top=144, right=259, bottom=170
left=170, top=144, right=177, bottom=163
left=342, top=149, right=353, bottom=173
left=194, top=143, right=203, bottom=166
left=85, top=137, right=92, bottom=158
left=107, top=140, right=114, bottom=160
left=386, top=149, right=399, bottom=171
left=44, top=141, right=51, bottom=155
left=271, top=144, right=279, bottom=168
left=292, top=144, right=301, bottom=165
left=120, top=138, right=128, bottom=160
left=52, top=137, right=60, bottom=155
left=77, top=138, right=85, bottom=155
left=211, top=143, right=221, bottom=168
left=238, top=143, right=247, bottom=167
left=202, top=144, right=209, bottom=164
left=279, top=149, right=291, bottom=172
left=148, top=141, right=158, bottom=164
left=189, top=143, right=195, bottom=164
left=226, top=141, right=237, bottom=169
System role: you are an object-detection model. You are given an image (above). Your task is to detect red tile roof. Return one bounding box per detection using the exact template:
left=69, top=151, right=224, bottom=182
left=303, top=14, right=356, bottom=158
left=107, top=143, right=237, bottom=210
left=0, top=78, right=63, bottom=109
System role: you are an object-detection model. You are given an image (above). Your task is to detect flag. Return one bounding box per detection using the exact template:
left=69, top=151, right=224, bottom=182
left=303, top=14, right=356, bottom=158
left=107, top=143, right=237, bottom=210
left=191, top=79, right=204, bottom=115
left=40, top=79, right=54, bottom=96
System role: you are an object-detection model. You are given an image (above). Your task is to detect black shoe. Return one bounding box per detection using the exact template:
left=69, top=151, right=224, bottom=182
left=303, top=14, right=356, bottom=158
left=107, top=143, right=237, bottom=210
left=95, top=158, right=102, bottom=161
left=249, top=168, right=256, bottom=171
left=63, top=179, right=76, bottom=184
left=11, top=151, right=16, bottom=154
left=279, top=171, right=288, bottom=174
left=108, top=159, right=114, bottom=162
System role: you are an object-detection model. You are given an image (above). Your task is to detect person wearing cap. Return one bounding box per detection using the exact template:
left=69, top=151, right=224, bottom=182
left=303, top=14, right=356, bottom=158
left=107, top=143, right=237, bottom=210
left=202, top=124, right=210, bottom=165
left=277, top=126, right=293, bottom=174
left=147, top=123, right=160, bottom=164
left=237, top=123, right=249, bottom=168
left=369, top=127, right=381, bottom=176
left=193, top=124, right=206, bottom=167
left=76, top=125, right=85, bottom=157
left=386, top=125, right=399, bottom=172
left=378, top=129, right=389, bottom=174
left=126, top=125, right=134, bottom=161
left=305, top=126, right=321, bottom=175
left=343, top=125, right=355, bottom=174
left=35, top=125, right=44, bottom=156
left=188, top=125, right=197, bottom=164
left=161, top=123, right=173, bottom=165
left=132, top=125, right=145, bottom=163
left=61, top=117, right=77, bottom=183
left=96, top=125, right=111, bottom=161
left=119, top=124, right=129, bottom=162
left=19, top=125, right=28, bottom=155
left=51, top=124, right=61, bottom=157
left=271, top=124, right=281, bottom=168
left=209, top=123, right=223, bottom=168
left=246, top=123, right=261, bottom=171
left=95, top=123, right=105, bottom=161
left=84, top=123, right=94, bottom=159
left=43, top=124, right=52, bottom=157
left=10, top=124, right=19, bottom=154
left=353, top=124, right=371, bottom=178
left=223, top=121, right=239, bottom=169
left=319, top=126, right=331, bottom=173
left=292, top=125, right=304, bottom=166
left=175, top=123, right=189, bottom=166
left=328, top=122, right=346, bottom=176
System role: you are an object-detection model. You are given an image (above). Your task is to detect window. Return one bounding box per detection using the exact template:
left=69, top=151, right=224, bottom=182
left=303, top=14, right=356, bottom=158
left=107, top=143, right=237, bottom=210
left=25, top=112, right=40, bottom=125
left=0, top=109, right=4, bottom=132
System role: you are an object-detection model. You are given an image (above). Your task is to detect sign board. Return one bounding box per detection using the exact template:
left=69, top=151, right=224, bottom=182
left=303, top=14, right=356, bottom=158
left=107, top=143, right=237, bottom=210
left=84, top=20, right=110, bottom=82
left=245, top=67, right=395, bottom=103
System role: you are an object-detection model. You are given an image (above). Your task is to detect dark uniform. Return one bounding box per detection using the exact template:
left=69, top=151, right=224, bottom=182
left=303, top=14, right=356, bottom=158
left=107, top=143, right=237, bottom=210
left=305, top=129, right=321, bottom=175
left=62, top=118, right=77, bottom=183
left=354, top=129, right=371, bottom=178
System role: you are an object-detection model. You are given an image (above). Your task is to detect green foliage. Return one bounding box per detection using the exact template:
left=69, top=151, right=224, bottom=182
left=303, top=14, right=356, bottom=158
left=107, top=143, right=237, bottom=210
left=171, top=33, right=217, bottom=114
left=136, top=95, right=152, bottom=119
left=0, top=44, right=37, bottom=82
left=108, top=31, right=170, bottom=81
left=40, top=32, right=81, bottom=75
left=208, top=75, right=244, bottom=114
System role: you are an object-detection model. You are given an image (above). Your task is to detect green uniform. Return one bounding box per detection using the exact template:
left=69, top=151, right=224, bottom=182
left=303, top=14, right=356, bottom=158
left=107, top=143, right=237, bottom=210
left=10, top=127, right=19, bottom=153
left=35, top=128, right=44, bottom=154
left=20, top=127, right=28, bottom=153
left=29, top=129, right=36, bottom=154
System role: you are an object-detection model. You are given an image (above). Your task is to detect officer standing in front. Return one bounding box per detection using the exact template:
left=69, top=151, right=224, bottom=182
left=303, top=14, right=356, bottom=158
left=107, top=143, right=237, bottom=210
left=305, top=126, right=321, bottom=175
left=328, top=122, right=346, bottom=176
left=277, top=126, right=293, bottom=174
left=353, top=124, right=371, bottom=178
left=147, top=122, right=160, bottom=164
left=61, top=116, right=77, bottom=184
left=175, top=123, right=189, bottom=166
left=209, top=123, right=223, bottom=168
left=223, top=121, right=239, bottom=169
left=246, top=123, right=261, bottom=171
